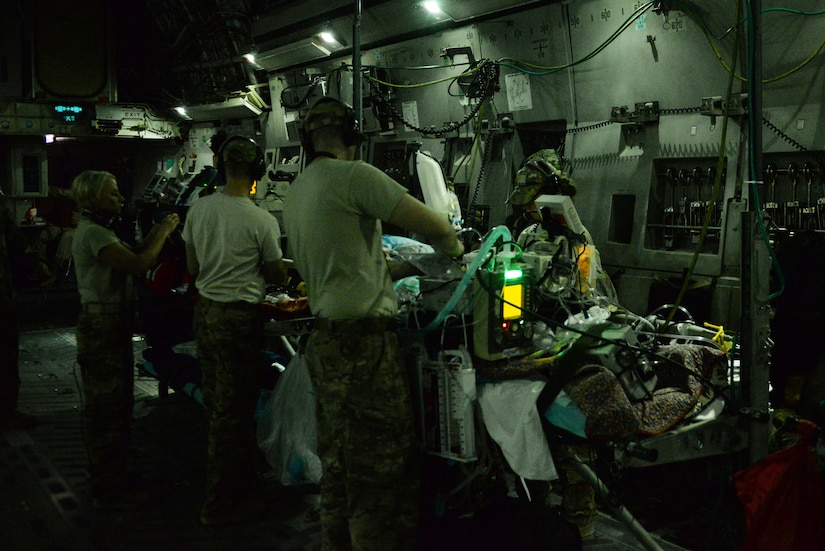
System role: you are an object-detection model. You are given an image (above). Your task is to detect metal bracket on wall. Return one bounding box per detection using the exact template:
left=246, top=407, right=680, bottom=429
left=441, top=46, right=485, bottom=98
left=700, top=94, right=748, bottom=117
left=610, top=101, right=660, bottom=125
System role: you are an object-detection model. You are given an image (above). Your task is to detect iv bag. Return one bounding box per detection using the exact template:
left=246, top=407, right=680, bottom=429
left=416, top=151, right=462, bottom=229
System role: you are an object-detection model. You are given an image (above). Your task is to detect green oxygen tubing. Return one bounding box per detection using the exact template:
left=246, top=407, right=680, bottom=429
left=424, top=225, right=513, bottom=332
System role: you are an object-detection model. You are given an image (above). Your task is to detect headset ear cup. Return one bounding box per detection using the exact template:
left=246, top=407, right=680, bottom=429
left=216, top=151, right=225, bottom=180
left=346, top=109, right=355, bottom=146
left=343, top=129, right=355, bottom=147
left=300, top=128, right=314, bottom=157
left=343, top=108, right=360, bottom=146
left=254, top=155, right=265, bottom=181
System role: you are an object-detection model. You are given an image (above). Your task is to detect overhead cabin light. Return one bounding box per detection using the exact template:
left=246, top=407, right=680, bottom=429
left=175, top=106, right=190, bottom=118
left=421, top=1, right=450, bottom=21
left=423, top=1, right=442, bottom=14
left=316, top=29, right=346, bottom=50
left=243, top=52, right=265, bottom=70
left=254, top=31, right=347, bottom=72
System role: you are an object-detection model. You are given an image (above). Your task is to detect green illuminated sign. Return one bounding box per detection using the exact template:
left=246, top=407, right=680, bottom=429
left=54, top=104, right=85, bottom=123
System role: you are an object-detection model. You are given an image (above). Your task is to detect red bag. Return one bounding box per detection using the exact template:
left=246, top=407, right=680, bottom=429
left=733, top=419, right=825, bottom=551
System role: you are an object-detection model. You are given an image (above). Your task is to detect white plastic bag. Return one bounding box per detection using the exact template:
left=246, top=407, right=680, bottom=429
left=478, top=379, right=558, bottom=481
left=256, top=354, right=322, bottom=485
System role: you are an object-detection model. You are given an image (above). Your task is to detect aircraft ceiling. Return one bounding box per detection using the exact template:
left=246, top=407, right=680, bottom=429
left=114, top=0, right=552, bottom=112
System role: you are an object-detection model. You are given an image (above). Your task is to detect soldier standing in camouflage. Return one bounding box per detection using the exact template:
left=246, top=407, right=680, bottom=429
left=71, top=170, right=179, bottom=510
left=283, top=97, right=463, bottom=551
left=182, top=136, right=287, bottom=527
left=508, top=151, right=598, bottom=540
left=0, top=191, right=37, bottom=430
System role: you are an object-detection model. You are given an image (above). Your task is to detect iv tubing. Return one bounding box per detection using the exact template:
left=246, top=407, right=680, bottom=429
left=424, top=225, right=512, bottom=332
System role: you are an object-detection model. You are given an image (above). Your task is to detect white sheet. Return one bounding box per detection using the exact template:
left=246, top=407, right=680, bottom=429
left=478, top=378, right=558, bottom=481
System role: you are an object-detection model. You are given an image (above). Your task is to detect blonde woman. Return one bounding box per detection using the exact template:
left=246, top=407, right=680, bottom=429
left=71, top=170, right=179, bottom=510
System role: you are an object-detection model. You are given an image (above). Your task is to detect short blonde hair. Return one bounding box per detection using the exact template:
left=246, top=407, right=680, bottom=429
left=71, top=170, right=115, bottom=211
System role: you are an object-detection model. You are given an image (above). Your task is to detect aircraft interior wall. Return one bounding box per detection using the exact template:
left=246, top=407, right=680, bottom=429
left=2, top=2, right=825, bottom=548
left=259, top=0, right=825, bottom=330
left=2, top=0, right=821, bottom=332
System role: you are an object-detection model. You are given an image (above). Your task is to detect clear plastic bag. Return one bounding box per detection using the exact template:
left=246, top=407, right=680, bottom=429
left=256, top=354, right=322, bottom=485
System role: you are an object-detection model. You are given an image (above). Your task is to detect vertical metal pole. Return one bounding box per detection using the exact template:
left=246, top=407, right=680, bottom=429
left=106, top=6, right=118, bottom=103
left=749, top=0, right=762, bottom=183
left=741, top=0, right=770, bottom=465
left=352, top=0, right=363, bottom=159
left=740, top=211, right=771, bottom=464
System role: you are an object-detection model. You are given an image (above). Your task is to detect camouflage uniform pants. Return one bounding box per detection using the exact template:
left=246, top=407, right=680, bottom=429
left=305, top=327, right=420, bottom=551
left=75, top=309, right=135, bottom=493
left=549, top=443, right=597, bottom=535
left=193, top=297, right=264, bottom=509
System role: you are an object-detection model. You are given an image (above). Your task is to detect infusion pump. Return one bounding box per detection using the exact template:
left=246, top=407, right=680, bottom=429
left=473, top=263, right=534, bottom=361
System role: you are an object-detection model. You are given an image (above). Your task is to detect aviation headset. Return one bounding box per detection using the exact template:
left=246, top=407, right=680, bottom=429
left=216, top=135, right=266, bottom=182
left=82, top=209, right=120, bottom=231
left=299, top=97, right=363, bottom=156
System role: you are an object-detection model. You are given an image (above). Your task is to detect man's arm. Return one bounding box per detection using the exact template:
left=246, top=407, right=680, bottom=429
left=386, top=259, right=423, bottom=281
left=388, top=194, right=464, bottom=258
